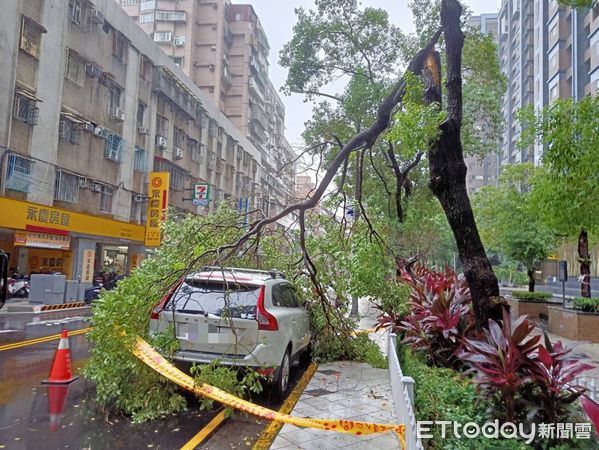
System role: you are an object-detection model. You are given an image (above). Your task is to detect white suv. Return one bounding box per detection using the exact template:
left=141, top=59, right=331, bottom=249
left=149, top=267, right=311, bottom=397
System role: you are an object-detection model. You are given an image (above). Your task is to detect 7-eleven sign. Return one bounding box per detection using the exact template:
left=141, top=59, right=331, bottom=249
left=193, top=183, right=211, bottom=205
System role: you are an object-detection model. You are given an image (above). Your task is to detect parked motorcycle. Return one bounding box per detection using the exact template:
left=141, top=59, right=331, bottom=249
left=8, top=277, right=30, bottom=298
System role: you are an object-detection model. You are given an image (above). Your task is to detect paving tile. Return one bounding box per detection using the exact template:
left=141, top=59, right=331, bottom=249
left=270, top=435, right=301, bottom=450
left=299, top=432, right=363, bottom=449
left=365, top=432, right=401, bottom=449
left=279, top=427, right=321, bottom=446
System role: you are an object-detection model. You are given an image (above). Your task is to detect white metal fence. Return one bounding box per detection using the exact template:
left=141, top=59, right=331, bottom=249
left=388, top=332, right=423, bottom=450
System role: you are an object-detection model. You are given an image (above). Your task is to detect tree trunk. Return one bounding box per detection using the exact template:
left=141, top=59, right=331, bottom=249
left=578, top=227, right=591, bottom=298
left=422, top=0, right=506, bottom=329
left=527, top=268, right=535, bottom=292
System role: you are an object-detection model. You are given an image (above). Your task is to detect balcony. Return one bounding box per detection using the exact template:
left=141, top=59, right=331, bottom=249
left=155, top=10, right=186, bottom=22
left=250, top=121, right=267, bottom=143
left=248, top=76, right=264, bottom=101
left=251, top=105, right=268, bottom=129
left=152, top=68, right=200, bottom=120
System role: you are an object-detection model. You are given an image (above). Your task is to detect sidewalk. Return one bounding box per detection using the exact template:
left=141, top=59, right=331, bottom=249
left=270, top=300, right=400, bottom=449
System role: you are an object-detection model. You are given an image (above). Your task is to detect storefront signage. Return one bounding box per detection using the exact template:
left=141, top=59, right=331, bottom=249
left=81, top=249, right=95, bottom=283
left=145, top=172, right=170, bottom=247
left=0, top=197, right=145, bottom=242
left=14, top=230, right=71, bottom=250
left=192, top=183, right=210, bottom=206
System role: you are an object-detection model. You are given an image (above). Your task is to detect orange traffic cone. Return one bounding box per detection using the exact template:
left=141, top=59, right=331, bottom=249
left=47, top=384, right=70, bottom=431
left=42, top=329, right=79, bottom=384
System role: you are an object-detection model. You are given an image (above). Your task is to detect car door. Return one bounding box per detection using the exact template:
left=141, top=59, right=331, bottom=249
left=281, top=284, right=311, bottom=354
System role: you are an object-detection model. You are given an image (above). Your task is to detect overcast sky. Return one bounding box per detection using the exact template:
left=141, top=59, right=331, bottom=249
left=242, top=0, right=501, bottom=148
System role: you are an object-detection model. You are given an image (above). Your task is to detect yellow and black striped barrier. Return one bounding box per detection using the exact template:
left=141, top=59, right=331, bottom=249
left=132, top=336, right=406, bottom=449
left=41, top=302, right=87, bottom=311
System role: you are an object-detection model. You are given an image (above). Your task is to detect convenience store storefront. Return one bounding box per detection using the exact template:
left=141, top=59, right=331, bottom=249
left=0, top=197, right=146, bottom=283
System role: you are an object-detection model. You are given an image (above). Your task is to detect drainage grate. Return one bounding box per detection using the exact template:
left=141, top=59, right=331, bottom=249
left=304, top=388, right=336, bottom=397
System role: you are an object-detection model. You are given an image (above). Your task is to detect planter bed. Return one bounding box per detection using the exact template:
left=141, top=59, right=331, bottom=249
left=506, top=297, right=560, bottom=323
left=548, top=306, right=599, bottom=342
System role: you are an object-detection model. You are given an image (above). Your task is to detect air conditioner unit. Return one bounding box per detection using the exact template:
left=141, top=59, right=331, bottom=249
left=138, top=126, right=149, bottom=135
left=82, top=122, right=95, bottom=133
left=174, top=147, right=183, bottom=160
left=89, top=8, right=104, bottom=25
left=93, top=126, right=106, bottom=138
left=156, top=135, right=167, bottom=149
left=211, top=45, right=217, bottom=51
left=134, top=194, right=144, bottom=202
left=86, top=64, right=101, bottom=78
left=109, top=107, right=125, bottom=122
left=193, top=60, right=200, bottom=67
left=209, top=64, right=215, bottom=71
left=92, top=183, right=103, bottom=193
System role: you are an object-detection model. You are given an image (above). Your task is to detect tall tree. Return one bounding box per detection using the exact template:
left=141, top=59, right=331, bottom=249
left=474, top=164, right=554, bottom=292
left=522, top=96, right=599, bottom=297
left=421, top=0, right=506, bottom=327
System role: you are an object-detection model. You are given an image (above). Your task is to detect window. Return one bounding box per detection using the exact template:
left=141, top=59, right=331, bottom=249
left=549, top=83, right=559, bottom=101
left=108, top=83, right=121, bottom=110
left=174, top=127, right=186, bottom=147
left=139, top=12, right=154, bottom=24
left=272, top=284, right=299, bottom=308
left=13, top=94, right=39, bottom=125
left=140, top=0, right=156, bottom=11
left=54, top=170, right=79, bottom=203
left=65, top=49, right=85, bottom=87
left=153, top=31, right=172, bottom=43
left=59, top=117, right=82, bottom=144
left=134, top=147, right=148, bottom=172
left=549, top=23, right=558, bottom=42
left=6, top=154, right=34, bottom=193
left=68, top=0, right=82, bottom=25
left=104, top=132, right=123, bottom=162
left=188, top=138, right=200, bottom=161
left=171, top=56, right=184, bottom=68
left=20, top=18, right=43, bottom=58
left=156, top=115, right=169, bottom=137
left=137, top=102, right=146, bottom=127
left=155, top=10, right=186, bottom=21
left=174, top=36, right=186, bottom=46
left=112, top=32, right=127, bottom=62
left=139, top=56, right=153, bottom=81
left=549, top=52, right=558, bottom=72
left=120, top=0, right=137, bottom=5
left=99, top=185, right=113, bottom=212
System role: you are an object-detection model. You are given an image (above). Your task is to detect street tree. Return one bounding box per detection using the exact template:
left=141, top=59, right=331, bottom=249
left=521, top=96, right=599, bottom=297
left=474, top=164, right=554, bottom=292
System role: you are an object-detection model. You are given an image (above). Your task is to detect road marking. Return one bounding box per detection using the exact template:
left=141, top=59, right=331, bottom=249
left=180, top=410, right=227, bottom=450
left=0, top=327, right=92, bottom=352
left=253, top=362, right=318, bottom=450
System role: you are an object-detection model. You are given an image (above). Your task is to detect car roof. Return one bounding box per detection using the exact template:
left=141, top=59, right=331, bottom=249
left=186, top=267, right=286, bottom=285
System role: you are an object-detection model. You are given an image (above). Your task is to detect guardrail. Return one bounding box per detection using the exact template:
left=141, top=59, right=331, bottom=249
left=388, top=332, right=423, bottom=450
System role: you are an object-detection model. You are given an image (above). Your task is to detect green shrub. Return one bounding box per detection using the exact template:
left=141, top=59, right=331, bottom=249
left=398, top=345, right=529, bottom=450
left=190, top=361, right=263, bottom=415
left=573, top=297, right=599, bottom=313
left=511, top=291, right=553, bottom=302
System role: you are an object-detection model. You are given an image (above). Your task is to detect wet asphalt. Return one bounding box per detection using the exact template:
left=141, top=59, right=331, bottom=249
left=0, top=309, right=308, bottom=450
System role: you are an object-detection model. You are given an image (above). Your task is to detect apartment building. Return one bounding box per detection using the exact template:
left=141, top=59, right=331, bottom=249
left=498, top=0, right=599, bottom=166
left=0, top=0, right=277, bottom=283
left=465, top=13, right=501, bottom=195
left=119, top=0, right=296, bottom=223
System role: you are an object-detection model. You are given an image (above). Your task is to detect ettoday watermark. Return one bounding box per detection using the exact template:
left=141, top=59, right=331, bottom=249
left=416, top=421, right=593, bottom=444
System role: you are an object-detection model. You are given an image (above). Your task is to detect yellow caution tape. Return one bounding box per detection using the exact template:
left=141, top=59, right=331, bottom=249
left=132, top=336, right=405, bottom=448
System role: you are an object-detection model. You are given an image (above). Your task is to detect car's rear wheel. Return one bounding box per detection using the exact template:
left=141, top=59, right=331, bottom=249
left=275, top=349, right=291, bottom=400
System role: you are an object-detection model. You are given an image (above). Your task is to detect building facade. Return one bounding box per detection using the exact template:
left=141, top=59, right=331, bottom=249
left=0, top=0, right=292, bottom=285
left=465, top=13, right=501, bottom=195
left=498, top=0, right=599, bottom=166
left=119, top=0, right=296, bottom=223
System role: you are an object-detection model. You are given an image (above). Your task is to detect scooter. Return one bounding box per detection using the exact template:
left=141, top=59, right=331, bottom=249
left=8, top=277, right=30, bottom=298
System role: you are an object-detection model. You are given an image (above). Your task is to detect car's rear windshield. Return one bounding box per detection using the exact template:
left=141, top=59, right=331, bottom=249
left=166, top=279, right=261, bottom=319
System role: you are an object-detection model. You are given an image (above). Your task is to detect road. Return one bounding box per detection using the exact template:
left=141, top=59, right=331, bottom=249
left=0, top=309, right=309, bottom=449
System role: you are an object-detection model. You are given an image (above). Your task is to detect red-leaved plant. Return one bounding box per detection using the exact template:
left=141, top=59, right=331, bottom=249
left=392, top=262, right=475, bottom=368
left=523, top=333, right=594, bottom=424
left=459, top=309, right=540, bottom=422
left=460, top=310, right=594, bottom=426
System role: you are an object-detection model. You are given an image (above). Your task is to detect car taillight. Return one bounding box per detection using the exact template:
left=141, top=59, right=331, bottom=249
left=256, top=285, right=278, bottom=331
left=150, top=278, right=183, bottom=320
